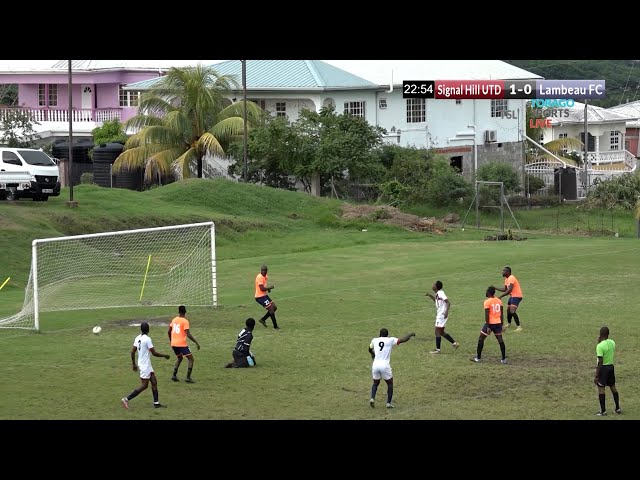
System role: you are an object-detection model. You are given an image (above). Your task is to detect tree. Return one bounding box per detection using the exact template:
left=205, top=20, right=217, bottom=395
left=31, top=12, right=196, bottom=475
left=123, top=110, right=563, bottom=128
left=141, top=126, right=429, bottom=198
left=89, top=119, right=128, bottom=160
left=228, top=106, right=385, bottom=196
left=0, top=109, right=40, bottom=147
left=113, top=65, right=263, bottom=182
left=0, top=84, right=18, bottom=106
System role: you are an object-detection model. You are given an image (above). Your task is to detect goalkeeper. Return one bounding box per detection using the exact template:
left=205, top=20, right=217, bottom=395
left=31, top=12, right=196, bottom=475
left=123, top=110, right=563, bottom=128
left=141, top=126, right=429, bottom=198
left=224, top=318, right=257, bottom=368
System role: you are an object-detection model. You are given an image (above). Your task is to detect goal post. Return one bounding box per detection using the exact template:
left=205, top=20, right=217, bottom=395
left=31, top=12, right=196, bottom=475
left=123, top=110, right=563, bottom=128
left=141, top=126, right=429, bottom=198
left=0, top=221, right=217, bottom=331
left=461, top=181, right=520, bottom=232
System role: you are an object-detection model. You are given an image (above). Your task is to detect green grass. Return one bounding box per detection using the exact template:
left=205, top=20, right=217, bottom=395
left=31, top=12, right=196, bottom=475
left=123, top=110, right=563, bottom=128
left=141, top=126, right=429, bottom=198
left=0, top=179, right=638, bottom=420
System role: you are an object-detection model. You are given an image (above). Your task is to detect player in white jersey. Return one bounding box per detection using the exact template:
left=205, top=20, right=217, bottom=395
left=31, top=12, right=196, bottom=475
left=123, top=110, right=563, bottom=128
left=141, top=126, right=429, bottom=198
left=368, top=328, right=415, bottom=409
left=121, top=322, right=171, bottom=410
left=425, top=280, right=459, bottom=354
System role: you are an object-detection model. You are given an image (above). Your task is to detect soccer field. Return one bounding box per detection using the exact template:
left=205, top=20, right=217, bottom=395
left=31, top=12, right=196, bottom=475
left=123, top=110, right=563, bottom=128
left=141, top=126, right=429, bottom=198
left=0, top=234, right=637, bottom=420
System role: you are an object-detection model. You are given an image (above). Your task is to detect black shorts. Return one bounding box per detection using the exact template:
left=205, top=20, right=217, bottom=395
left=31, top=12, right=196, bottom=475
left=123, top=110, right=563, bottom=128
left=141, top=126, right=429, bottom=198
left=232, top=350, right=255, bottom=368
left=597, top=364, right=615, bottom=387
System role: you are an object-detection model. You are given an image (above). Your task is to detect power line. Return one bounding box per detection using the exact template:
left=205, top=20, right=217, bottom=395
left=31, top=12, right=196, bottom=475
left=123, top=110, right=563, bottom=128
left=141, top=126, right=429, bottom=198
left=619, top=60, right=636, bottom=104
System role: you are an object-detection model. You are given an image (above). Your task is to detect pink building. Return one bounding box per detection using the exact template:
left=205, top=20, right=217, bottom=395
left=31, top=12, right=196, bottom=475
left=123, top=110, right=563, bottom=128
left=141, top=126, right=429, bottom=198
left=0, top=60, right=165, bottom=144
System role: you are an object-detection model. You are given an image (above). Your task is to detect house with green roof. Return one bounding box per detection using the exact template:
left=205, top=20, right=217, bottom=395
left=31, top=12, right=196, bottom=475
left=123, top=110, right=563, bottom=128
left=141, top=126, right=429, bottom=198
left=126, top=60, right=543, bottom=181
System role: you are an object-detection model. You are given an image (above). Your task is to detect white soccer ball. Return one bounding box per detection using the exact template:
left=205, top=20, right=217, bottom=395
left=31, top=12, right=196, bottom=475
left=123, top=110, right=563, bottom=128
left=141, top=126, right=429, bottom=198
left=92, top=326, right=102, bottom=335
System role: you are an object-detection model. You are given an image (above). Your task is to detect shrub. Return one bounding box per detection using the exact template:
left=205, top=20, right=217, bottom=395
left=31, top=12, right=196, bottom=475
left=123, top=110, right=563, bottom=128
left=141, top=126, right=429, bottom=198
left=80, top=172, right=94, bottom=185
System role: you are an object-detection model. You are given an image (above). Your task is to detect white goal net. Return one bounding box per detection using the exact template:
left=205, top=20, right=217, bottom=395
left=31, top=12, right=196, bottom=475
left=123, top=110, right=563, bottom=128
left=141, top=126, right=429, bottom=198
left=0, top=221, right=216, bottom=331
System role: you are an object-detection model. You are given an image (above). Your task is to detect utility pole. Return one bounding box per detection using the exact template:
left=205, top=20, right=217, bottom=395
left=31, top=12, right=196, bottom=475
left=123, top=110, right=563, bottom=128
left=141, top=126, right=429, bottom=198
left=242, top=60, right=248, bottom=182
left=584, top=99, right=589, bottom=196
left=67, top=60, right=77, bottom=207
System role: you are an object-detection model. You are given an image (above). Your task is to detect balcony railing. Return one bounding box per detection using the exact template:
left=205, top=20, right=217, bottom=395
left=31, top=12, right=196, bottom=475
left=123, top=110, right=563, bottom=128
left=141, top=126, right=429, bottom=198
left=0, top=107, right=122, bottom=123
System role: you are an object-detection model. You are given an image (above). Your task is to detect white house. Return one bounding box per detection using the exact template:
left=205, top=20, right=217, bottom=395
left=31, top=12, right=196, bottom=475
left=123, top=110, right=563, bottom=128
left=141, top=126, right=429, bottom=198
left=126, top=60, right=542, bottom=181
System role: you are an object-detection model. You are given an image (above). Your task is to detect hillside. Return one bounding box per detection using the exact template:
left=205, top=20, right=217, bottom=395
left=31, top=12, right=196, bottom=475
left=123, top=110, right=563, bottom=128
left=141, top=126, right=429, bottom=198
left=0, top=179, right=442, bottom=288
left=503, top=60, right=640, bottom=108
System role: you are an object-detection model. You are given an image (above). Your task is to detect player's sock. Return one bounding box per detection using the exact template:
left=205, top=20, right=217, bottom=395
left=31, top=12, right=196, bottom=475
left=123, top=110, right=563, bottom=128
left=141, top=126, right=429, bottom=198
left=599, top=393, right=606, bottom=413
left=172, top=368, right=178, bottom=377
left=477, top=341, right=483, bottom=359
left=507, top=312, right=513, bottom=324
left=271, top=313, right=278, bottom=328
left=435, top=336, right=442, bottom=350
left=371, top=384, right=378, bottom=399
left=260, top=312, right=270, bottom=322
left=153, top=390, right=159, bottom=403
left=187, top=367, right=193, bottom=379
left=128, top=390, right=140, bottom=400
left=513, top=313, right=520, bottom=326
left=613, top=392, right=620, bottom=410
left=387, top=385, right=394, bottom=404
left=500, top=342, right=506, bottom=360
left=443, top=333, right=455, bottom=344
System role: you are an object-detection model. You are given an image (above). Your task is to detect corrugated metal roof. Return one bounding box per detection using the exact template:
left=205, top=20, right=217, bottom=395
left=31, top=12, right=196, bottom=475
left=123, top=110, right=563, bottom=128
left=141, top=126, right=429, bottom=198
left=321, top=60, right=543, bottom=85
left=607, top=100, right=640, bottom=127
left=551, top=101, right=638, bottom=125
left=126, top=60, right=379, bottom=90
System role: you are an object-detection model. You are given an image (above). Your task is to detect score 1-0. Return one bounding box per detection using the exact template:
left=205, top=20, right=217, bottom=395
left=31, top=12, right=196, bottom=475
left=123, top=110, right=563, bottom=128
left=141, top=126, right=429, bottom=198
left=504, top=80, right=537, bottom=99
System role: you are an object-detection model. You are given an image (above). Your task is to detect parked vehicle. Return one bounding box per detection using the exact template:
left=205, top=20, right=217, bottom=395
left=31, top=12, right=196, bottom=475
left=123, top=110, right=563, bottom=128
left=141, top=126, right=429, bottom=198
left=0, top=148, right=61, bottom=201
left=0, top=171, right=32, bottom=201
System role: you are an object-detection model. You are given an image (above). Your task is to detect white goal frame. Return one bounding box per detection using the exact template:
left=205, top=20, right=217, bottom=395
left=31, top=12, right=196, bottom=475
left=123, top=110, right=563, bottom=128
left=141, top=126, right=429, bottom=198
left=4, top=221, right=216, bottom=331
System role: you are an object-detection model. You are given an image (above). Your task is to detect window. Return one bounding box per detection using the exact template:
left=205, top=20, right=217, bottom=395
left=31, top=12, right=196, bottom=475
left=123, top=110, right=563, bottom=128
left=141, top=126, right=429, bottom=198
left=491, top=99, right=508, bottom=118
left=343, top=101, right=365, bottom=118
left=559, top=133, right=568, bottom=153
left=119, top=85, right=140, bottom=107
left=406, top=98, right=425, bottom=123
left=378, top=98, right=387, bottom=109
left=38, top=84, right=58, bottom=107
left=2, top=151, right=22, bottom=166
left=275, top=102, right=286, bottom=117
left=610, top=131, right=620, bottom=150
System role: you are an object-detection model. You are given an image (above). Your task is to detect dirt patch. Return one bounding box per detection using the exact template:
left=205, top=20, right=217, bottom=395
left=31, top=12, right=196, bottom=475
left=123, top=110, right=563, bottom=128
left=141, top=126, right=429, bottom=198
left=339, top=204, right=449, bottom=234
left=112, top=316, right=170, bottom=328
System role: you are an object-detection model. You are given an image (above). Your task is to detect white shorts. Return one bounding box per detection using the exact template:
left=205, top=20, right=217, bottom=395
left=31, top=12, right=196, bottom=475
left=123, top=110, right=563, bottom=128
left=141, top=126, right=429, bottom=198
left=435, top=317, right=448, bottom=328
left=372, top=363, right=393, bottom=381
left=139, top=365, right=154, bottom=380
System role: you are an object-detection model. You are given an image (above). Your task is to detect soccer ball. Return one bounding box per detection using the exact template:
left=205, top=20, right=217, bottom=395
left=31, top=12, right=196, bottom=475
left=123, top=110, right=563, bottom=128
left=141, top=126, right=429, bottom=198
left=92, top=326, right=102, bottom=335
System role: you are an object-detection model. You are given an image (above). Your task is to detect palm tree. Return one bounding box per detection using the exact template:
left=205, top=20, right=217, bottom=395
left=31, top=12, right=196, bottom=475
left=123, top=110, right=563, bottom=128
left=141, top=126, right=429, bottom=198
left=113, top=64, right=263, bottom=182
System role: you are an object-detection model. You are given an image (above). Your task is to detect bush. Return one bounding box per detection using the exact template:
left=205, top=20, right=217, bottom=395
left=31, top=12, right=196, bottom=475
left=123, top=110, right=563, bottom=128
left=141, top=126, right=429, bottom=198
left=80, top=172, right=94, bottom=185
left=508, top=195, right=562, bottom=207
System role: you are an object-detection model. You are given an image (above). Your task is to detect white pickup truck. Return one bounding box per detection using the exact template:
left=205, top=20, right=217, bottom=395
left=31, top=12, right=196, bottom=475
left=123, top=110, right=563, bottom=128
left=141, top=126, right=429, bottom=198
left=0, top=171, right=32, bottom=201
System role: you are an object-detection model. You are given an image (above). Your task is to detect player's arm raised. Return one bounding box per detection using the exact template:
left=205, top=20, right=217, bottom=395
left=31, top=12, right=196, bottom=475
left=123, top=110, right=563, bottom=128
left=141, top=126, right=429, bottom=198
left=398, top=332, right=416, bottom=344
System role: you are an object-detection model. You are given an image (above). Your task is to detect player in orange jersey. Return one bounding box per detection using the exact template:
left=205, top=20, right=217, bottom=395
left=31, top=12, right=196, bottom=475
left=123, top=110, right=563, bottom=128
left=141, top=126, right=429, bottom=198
left=494, top=266, right=523, bottom=331
left=471, top=286, right=507, bottom=364
left=168, top=305, right=201, bottom=383
left=255, top=265, right=279, bottom=329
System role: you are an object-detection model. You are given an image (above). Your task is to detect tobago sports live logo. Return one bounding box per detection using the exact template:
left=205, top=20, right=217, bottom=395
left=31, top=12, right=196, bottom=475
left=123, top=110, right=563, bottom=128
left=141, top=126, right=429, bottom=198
left=498, top=99, right=574, bottom=128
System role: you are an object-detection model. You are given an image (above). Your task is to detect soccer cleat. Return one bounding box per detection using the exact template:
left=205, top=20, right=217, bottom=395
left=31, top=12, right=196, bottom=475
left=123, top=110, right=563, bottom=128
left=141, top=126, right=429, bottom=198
left=121, top=397, right=129, bottom=410
left=259, top=319, right=267, bottom=328
left=503, top=324, right=510, bottom=330
left=429, top=349, right=441, bottom=354
left=470, top=357, right=482, bottom=363
left=501, top=358, right=508, bottom=364
left=452, top=342, right=459, bottom=350
left=515, top=326, right=523, bottom=332
left=615, top=408, right=622, bottom=415
left=596, top=411, right=607, bottom=416
left=369, top=398, right=375, bottom=408
left=171, top=376, right=179, bottom=382
left=274, top=326, right=280, bottom=330
left=185, top=378, right=195, bottom=383
left=386, top=403, right=394, bottom=409
left=153, top=403, right=167, bottom=408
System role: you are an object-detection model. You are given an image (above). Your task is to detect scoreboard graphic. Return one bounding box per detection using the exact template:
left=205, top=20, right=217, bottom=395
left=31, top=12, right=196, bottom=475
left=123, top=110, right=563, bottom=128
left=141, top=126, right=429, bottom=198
left=402, top=80, right=605, bottom=100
